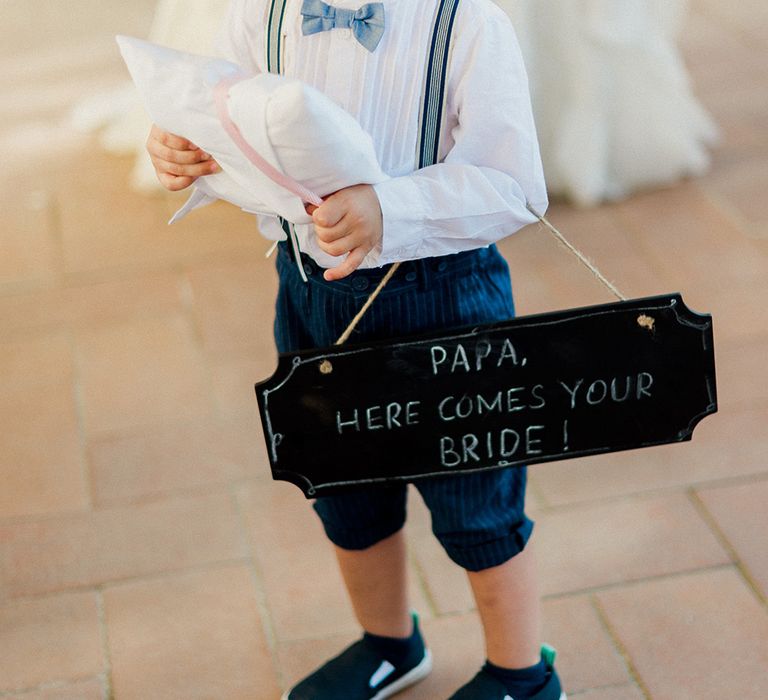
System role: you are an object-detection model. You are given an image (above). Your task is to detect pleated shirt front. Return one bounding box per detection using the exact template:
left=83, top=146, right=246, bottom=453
left=217, top=0, right=548, bottom=267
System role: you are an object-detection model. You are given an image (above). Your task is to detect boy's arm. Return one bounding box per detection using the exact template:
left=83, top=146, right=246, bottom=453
left=146, top=124, right=221, bottom=191
left=369, top=6, right=547, bottom=265
left=147, top=0, right=263, bottom=193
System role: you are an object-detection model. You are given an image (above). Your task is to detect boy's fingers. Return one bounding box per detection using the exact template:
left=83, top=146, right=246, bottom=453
left=153, top=157, right=220, bottom=178
left=312, top=197, right=345, bottom=228
left=323, top=246, right=368, bottom=281
left=315, top=219, right=351, bottom=244
left=152, top=142, right=211, bottom=165
left=157, top=172, right=198, bottom=191
left=317, top=233, right=359, bottom=258
left=153, top=128, right=197, bottom=151
left=305, top=203, right=319, bottom=215
left=316, top=225, right=367, bottom=257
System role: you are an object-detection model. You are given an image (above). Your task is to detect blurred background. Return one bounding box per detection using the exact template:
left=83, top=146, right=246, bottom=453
left=1, top=1, right=766, bottom=698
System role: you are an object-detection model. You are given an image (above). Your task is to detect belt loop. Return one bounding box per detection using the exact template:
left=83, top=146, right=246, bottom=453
left=279, top=217, right=308, bottom=283
left=417, top=258, right=430, bottom=292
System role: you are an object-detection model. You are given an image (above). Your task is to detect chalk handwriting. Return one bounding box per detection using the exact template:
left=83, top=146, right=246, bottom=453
left=437, top=385, right=546, bottom=422
left=559, top=373, right=654, bottom=409
left=430, top=338, right=527, bottom=375
left=336, top=401, right=421, bottom=434
left=439, top=425, right=547, bottom=467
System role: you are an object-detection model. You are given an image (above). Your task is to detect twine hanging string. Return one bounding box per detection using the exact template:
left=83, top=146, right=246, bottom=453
left=332, top=204, right=632, bottom=348
left=335, top=262, right=401, bottom=345
left=214, top=77, right=631, bottom=347
left=213, top=78, right=632, bottom=347
left=523, top=208, right=658, bottom=329
left=525, top=203, right=627, bottom=302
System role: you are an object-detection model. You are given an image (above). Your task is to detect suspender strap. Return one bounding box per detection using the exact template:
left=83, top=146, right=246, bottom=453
left=263, top=0, right=462, bottom=293
left=418, top=0, right=461, bottom=169
left=266, top=0, right=307, bottom=278
left=265, top=0, right=461, bottom=164
left=266, top=0, right=288, bottom=74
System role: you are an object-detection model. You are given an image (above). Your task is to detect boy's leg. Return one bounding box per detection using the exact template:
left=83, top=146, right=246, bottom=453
left=333, top=520, right=541, bottom=665
left=334, top=529, right=413, bottom=637
left=452, top=541, right=565, bottom=699
left=417, top=468, right=564, bottom=698
left=283, top=529, right=431, bottom=699
left=311, top=484, right=412, bottom=637
left=333, top=523, right=541, bottom=661
left=283, top=489, right=431, bottom=699
left=466, top=539, right=541, bottom=669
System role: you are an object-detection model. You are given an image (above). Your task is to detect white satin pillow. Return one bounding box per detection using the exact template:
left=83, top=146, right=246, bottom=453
left=116, top=35, right=388, bottom=224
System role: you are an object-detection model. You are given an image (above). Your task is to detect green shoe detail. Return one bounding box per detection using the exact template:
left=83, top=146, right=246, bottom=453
left=540, top=643, right=557, bottom=667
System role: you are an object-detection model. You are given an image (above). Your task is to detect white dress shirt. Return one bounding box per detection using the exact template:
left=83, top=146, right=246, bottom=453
left=216, top=0, right=548, bottom=268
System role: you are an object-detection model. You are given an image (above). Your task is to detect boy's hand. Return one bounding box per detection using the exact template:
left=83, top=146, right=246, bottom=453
left=146, top=124, right=221, bottom=191
left=308, top=184, right=383, bottom=281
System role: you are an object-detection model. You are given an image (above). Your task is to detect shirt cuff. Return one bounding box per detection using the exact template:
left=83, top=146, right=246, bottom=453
left=372, top=177, right=425, bottom=264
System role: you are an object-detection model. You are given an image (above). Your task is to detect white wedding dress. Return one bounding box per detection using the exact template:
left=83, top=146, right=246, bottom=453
left=80, top=0, right=717, bottom=204
left=497, top=0, right=718, bottom=205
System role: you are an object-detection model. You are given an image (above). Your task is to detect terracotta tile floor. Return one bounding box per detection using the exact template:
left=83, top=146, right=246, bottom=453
left=1, top=1, right=766, bottom=698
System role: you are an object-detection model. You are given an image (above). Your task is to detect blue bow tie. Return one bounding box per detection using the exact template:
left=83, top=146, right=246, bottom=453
left=301, top=0, right=385, bottom=52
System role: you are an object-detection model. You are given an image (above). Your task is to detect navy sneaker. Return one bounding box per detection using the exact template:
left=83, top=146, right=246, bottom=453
left=448, top=645, right=566, bottom=700
left=281, top=617, right=432, bottom=700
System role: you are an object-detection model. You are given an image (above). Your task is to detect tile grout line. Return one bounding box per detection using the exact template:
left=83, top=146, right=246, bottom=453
left=686, top=488, right=767, bottom=608
left=176, top=265, right=227, bottom=428
left=0, top=480, right=270, bottom=526
left=178, top=260, right=223, bottom=427
left=88, top=479, right=274, bottom=512
left=45, top=187, right=66, bottom=285
left=406, top=544, right=440, bottom=620
left=3, top=464, right=767, bottom=527
left=54, top=249, right=259, bottom=286
left=229, top=485, right=285, bottom=688
left=529, top=469, right=768, bottom=515
left=540, top=561, right=737, bottom=602
left=525, top=472, right=552, bottom=511
left=696, top=180, right=766, bottom=243
left=272, top=607, right=480, bottom=646
left=611, top=192, right=693, bottom=284
left=695, top=4, right=768, bottom=50
left=0, top=247, right=262, bottom=307
left=209, top=561, right=754, bottom=648
left=567, top=682, right=647, bottom=698
left=3, top=558, right=253, bottom=604
left=0, top=676, right=105, bottom=699
left=50, top=181, right=96, bottom=514
left=590, top=594, right=652, bottom=700
left=67, top=330, right=95, bottom=511
left=95, top=587, right=115, bottom=700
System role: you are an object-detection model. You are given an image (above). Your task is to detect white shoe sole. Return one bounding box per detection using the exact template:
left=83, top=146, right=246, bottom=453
left=280, top=649, right=433, bottom=700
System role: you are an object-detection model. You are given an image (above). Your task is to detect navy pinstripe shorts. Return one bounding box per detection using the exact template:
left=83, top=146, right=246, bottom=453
left=273, top=242, right=534, bottom=571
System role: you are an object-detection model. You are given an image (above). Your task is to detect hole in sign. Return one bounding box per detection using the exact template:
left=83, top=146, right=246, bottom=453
left=637, top=314, right=655, bottom=331
left=319, top=360, right=334, bottom=374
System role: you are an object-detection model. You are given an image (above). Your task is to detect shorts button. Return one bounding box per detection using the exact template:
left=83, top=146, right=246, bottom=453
left=437, top=261, right=448, bottom=273
left=405, top=271, right=418, bottom=282
left=302, top=263, right=314, bottom=276
left=352, top=276, right=370, bottom=291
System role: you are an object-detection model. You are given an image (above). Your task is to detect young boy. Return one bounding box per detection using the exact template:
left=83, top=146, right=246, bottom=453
left=147, top=0, right=565, bottom=698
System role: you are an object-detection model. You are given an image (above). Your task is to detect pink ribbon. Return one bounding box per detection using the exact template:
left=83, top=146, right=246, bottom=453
left=213, top=76, right=324, bottom=208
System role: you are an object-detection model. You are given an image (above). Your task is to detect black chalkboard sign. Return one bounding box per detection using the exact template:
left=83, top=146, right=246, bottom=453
left=255, top=294, right=717, bottom=497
